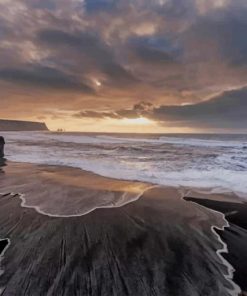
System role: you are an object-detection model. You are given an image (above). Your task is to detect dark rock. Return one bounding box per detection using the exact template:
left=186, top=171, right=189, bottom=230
left=0, top=119, right=48, bottom=131
left=0, top=136, right=5, bottom=158
left=0, top=238, right=9, bottom=255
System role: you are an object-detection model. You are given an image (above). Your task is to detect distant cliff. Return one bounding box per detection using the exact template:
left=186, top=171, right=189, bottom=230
left=0, top=119, right=48, bottom=131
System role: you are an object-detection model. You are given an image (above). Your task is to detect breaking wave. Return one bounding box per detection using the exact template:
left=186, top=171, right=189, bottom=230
left=1, top=131, right=247, bottom=199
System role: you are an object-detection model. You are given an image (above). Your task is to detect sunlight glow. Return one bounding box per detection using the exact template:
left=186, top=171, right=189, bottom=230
left=46, top=116, right=195, bottom=133
left=94, top=79, right=102, bottom=86
left=120, top=117, right=153, bottom=125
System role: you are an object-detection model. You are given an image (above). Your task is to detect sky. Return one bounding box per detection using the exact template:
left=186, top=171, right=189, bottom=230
left=0, top=0, right=247, bottom=132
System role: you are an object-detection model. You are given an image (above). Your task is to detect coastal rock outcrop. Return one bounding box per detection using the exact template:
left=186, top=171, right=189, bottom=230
left=0, top=136, right=5, bottom=158
left=0, top=119, right=48, bottom=131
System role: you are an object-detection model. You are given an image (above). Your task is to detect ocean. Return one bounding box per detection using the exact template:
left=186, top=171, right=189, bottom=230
left=1, top=131, right=247, bottom=199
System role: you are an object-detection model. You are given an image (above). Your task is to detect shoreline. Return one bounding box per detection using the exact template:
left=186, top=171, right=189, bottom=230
left=4, top=159, right=247, bottom=204
left=11, top=186, right=157, bottom=218
left=183, top=197, right=241, bottom=294
left=0, top=160, right=245, bottom=295
left=0, top=161, right=152, bottom=217
left=184, top=196, right=247, bottom=294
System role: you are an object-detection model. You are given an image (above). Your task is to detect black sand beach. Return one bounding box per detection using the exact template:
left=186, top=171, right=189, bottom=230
left=0, top=161, right=244, bottom=296
left=184, top=196, right=247, bottom=294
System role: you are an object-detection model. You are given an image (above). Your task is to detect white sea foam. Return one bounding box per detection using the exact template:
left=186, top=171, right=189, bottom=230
left=0, top=237, right=10, bottom=294
left=1, top=131, right=247, bottom=200
left=8, top=186, right=154, bottom=218
left=4, top=131, right=246, bottom=147
left=184, top=197, right=241, bottom=296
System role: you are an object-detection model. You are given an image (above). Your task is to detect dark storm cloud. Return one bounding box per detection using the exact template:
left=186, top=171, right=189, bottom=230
left=30, top=0, right=56, bottom=10
left=154, top=0, right=197, bottom=20
left=84, top=0, right=117, bottom=13
left=101, top=63, right=138, bottom=86
left=0, top=66, right=94, bottom=93
left=38, top=29, right=112, bottom=62
left=130, top=44, right=178, bottom=65
left=74, top=87, right=247, bottom=129
left=151, top=87, right=247, bottom=128
left=185, top=2, right=247, bottom=66
left=38, top=28, right=137, bottom=86
left=0, top=0, right=247, bottom=130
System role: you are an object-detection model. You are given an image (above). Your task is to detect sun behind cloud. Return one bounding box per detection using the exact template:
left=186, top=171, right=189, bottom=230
left=120, top=117, right=153, bottom=126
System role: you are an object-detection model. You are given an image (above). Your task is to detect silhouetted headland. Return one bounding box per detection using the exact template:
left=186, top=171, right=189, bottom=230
left=0, top=119, right=48, bottom=131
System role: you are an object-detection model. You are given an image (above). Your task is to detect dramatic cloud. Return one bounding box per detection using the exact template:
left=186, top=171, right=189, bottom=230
left=74, top=87, right=247, bottom=130
left=0, top=65, right=94, bottom=93
left=152, top=87, right=247, bottom=129
left=0, top=0, right=246, bottom=131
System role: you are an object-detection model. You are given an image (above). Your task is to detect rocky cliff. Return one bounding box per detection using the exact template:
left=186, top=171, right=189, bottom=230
left=0, top=119, right=48, bottom=131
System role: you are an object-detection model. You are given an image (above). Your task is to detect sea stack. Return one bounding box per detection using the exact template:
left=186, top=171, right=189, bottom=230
left=0, top=136, right=5, bottom=158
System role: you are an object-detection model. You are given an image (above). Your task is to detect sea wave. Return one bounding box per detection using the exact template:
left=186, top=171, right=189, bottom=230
left=1, top=131, right=247, bottom=199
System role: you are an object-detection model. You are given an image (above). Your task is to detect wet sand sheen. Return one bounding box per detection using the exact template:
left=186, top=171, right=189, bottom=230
left=0, top=162, right=151, bottom=217
left=0, top=161, right=242, bottom=295
left=184, top=196, right=247, bottom=294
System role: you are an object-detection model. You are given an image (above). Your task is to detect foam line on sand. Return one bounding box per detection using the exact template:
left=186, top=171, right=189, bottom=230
left=184, top=196, right=241, bottom=296
left=0, top=185, right=157, bottom=218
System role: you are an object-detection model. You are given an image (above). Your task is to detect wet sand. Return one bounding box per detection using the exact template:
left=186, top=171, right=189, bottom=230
left=0, top=161, right=244, bottom=296
left=184, top=196, right=247, bottom=294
